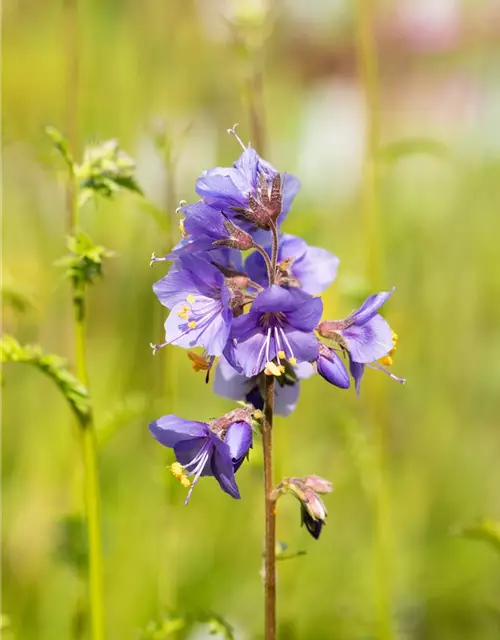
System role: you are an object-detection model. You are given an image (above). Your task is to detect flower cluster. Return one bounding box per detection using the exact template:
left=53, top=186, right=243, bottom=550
left=149, top=127, right=404, bottom=506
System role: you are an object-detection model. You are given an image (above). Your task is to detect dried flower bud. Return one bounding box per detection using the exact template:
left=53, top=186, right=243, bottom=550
left=274, top=476, right=331, bottom=540
left=302, top=475, right=333, bottom=495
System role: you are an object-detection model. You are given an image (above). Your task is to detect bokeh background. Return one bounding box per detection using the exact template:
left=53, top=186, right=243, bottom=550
left=3, top=0, right=500, bottom=638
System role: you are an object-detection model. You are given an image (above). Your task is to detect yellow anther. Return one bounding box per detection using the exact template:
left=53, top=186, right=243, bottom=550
left=177, top=304, right=190, bottom=320
left=188, top=321, right=197, bottom=329
left=179, top=218, right=188, bottom=238
left=180, top=476, right=191, bottom=488
left=277, top=350, right=286, bottom=360
left=170, top=461, right=184, bottom=479
left=187, top=294, right=196, bottom=304
left=288, top=357, right=297, bottom=366
left=380, top=355, right=393, bottom=367
left=253, top=409, right=264, bottom=420
left=264, top=361, right=283, bottom=376
left=278, top=365, right=285, bottom=374
left=187, top=351, right=211, bottom=372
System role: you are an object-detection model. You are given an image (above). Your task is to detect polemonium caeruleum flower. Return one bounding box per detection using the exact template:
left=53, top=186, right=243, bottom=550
left=152, top=254, right=233, bottom=356
left=149, top=408, right=253, bottom=504
left=195, top=142, right=301, bottom=230
left=228, top=285, right=322, bottom=378
left=317, top=289, right=405, bottom=392
left=245, top=233, right=339, bottom=295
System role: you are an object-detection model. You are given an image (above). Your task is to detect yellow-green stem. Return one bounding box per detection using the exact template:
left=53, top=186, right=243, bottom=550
left=71, top=178, right=105, bottom=640
left=355, top=1, right=394, bottom=639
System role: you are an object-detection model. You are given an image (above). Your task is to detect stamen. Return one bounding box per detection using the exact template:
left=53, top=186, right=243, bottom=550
left=177, top=304, right=191, bottom=320
left=175, top=200, right=187, bottom=215
left=187, top=351, right=211, bottom=372
left=169, top=462, right=191, bottom=488
left=367, top=362, right=406, bottom=384
left=265, top=361, right=283, bottom=376
left=278, top=327, right=296, bottom=363
left=170, top=461, right=184, bottom=478
left=277, top=350, right=286, bottom=360
left=227, top=123, right=246, bottom=151
left=150, top=341, right=167, bottom=355
left=179, top=218, right=188, bottom=238
left=187, top=294, right=196, bottom=304
left=184, top=441, right=213, bottom=505
left=255, top=328, right=272, bottom=375
left=150, top=252, right=168, bottom=267
left=188, top=321, right=197, bottom=329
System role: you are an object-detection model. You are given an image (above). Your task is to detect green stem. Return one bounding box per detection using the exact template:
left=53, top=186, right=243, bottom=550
left=263, top=374, right=276, bottom=640
left=71, top=178, right=105, bottom=640
left=355, top=2, right=393, bottom=639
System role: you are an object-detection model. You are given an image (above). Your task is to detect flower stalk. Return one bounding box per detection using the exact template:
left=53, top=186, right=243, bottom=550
left=70, top=174, right=105, bottom=640
left=263, top=213, right=279, bottom=640
left=263, top=373, right=276, bottom=640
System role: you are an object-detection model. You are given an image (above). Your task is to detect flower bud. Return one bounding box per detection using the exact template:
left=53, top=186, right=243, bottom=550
left=302, top=475, right=333, bottom=495
left=317, top=344, right=350, bottom=389
left=212, top=218, right=255, bottom=251
left=277, top=476, right=331, bottom=540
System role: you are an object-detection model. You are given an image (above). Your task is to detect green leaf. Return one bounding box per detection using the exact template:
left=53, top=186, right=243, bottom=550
left=44, top=125, right=75, bottom=170
left=56, top=231, right=114, bottom=289
left=454, top=519, right=500, bottom=554
left=1, top=334, right=90, bottom=424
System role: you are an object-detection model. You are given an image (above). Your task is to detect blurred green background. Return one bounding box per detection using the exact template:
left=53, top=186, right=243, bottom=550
left=3, top=0, right=500, bottom=638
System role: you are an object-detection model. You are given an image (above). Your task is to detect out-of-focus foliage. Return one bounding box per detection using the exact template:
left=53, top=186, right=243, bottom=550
left=139, top=612, right=235, bottom=639
left=56, top=231, right=114, bottom=290
left=1, top=334, right=90, bottom=423
left=455, top=520, right=500, bottom=555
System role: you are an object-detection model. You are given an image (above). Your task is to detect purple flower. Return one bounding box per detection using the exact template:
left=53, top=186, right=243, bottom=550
left=152, top=254, right=233, bottom=356
left=317, top=288, right=405, bottom=391
left=149, top=410, right=253, bottom=504
left=245, top=233, right=339, bottom=295
left=318, top=290, right=395, bottom=363
left=229, top=285, right=322, bottom=378
left=195, top=146, right=300, bottom=230
left=316, top=343, right=350, bottom=389
left=213, top=356, right=315, bottom=417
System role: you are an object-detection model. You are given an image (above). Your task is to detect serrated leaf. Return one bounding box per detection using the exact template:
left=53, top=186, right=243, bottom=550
left=56, top=231, right=114, bottom=289
left=454, top=519, right=500, bottom=554
left=1, top=334, right=90, bottom=424
left=44, top=125, right=75, bottom=170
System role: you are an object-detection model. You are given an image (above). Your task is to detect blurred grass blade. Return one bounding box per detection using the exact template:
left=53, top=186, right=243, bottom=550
left=455, top=519, right=500, bottom=554
left=1, top=334, right=90, bottom=424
